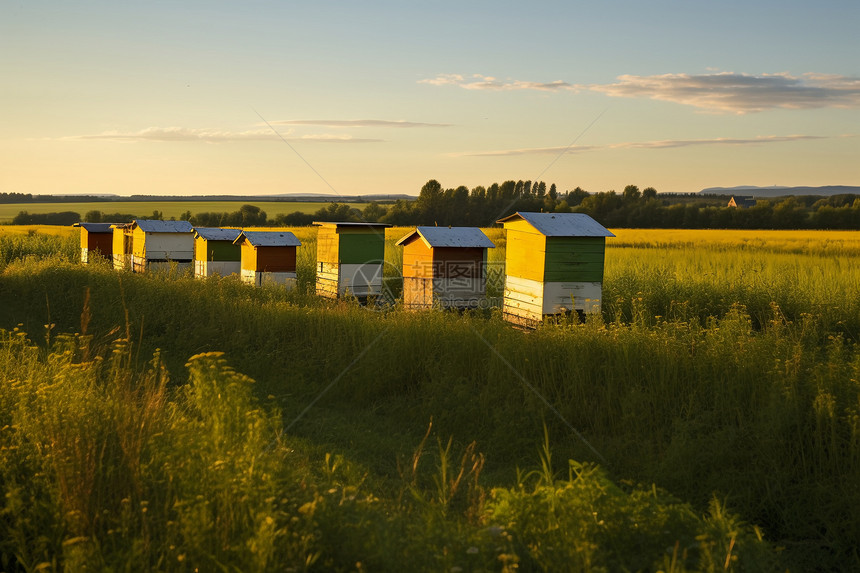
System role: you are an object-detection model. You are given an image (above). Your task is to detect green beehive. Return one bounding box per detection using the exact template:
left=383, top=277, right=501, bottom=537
left=314, top=221, right=391, bottom=299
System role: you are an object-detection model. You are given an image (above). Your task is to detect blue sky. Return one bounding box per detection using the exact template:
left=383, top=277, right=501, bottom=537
left=2, top=1, right=858, bottom=197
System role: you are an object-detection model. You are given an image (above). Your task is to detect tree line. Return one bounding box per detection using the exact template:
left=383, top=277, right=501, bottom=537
left=7, top=180, right=860, bottom=229
left=0, top=192, right=110, bottom=204
left=372, top=180, right=860, bottom=230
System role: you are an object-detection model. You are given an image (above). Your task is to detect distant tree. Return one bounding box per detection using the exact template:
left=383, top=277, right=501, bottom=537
left=499, top=181, right=516, bottom=202
left=239, top=204, right=267, bottom=226
left=772, top=197, right=807, bottom=229
left=361, top=202, right=388, bottom=222
left=12, top=211, right=81, bottom=225
left=380, top=199, right=416, bottom=226
left=273, top=211, right=314, bottom=226
left=567, top=187, right=589, bottom=206
left=444, top=186, right=470, bottom=226
left=100, top=212, right=137, bottom=224
left=554, top=201, right=571, bottom=213
left=642, top=187, right=657, bottom=201
left=190, top=212, right=220, bottom=226
left=84, top=210, right=103, bottom=223
left=623, top=185, right=641, bottom=203
left=313, top=202, right=360, bottom=222
left=514, top=180, right=524, bottom=198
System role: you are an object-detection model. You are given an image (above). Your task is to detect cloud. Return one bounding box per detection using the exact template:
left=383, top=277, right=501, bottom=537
left=457, top=144, right=600, bottom=157
left=455, top=134, right=830, bottom=157
left=422, top=71, right=860, bottom=112
left=612, top=134, right=827, bottom=149
left=271, top=119, right=452, bottom=128
left=419, top=74, right=576, bottom=92
left=419, top=73, right=466, bottom=87
left=65, top=127, right=276, bottom=142
left=590, top=72, right=860, bottom=113
left=60, top=127, right=381, bottom=143
left=297, top=134, right=383, bottom=143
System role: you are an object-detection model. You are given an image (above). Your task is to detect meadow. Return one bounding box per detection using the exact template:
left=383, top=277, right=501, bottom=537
left=0, top=227, right=858, bottom=571
left=0, top=201, right=370, bottom=222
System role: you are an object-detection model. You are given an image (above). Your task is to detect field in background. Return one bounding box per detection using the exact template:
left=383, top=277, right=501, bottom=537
left=611, top=228, right=860, bottom=254
left=0, top=224, right=77, bottom=237
left=0, top=200, right=372, bottom=222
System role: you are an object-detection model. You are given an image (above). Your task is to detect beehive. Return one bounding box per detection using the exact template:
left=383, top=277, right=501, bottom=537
left=127, top=220, right=194, bottom=273
left=74, top=222, right=113, bottom=263
left=397, top=226, right=495, bottom=309
left=313, top=222, right=391, bottom=299
left=497, top=212, right=614, bottom=326
left=111, top=223, right=134, bottom=271
left=234, top=231, right=301, bottom=288
left=193, top=227, right=241, bottom=278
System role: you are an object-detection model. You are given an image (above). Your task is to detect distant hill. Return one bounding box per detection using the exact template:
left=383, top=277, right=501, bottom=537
left=699, top=185, right=860, bottom=198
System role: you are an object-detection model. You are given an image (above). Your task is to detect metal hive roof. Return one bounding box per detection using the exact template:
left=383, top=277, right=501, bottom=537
left=396, top=226, right=495, bottom=248
left=234, top=231, right=302, bottom=247
left=133, top=219, right=194, bottom=233
left=496, top=212, right=614, bottom=237
left=193, top=227, right=242, bottom=241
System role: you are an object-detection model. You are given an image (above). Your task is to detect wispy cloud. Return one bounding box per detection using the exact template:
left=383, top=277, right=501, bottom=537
left=590, top=72, right=860, bottom=113
left=422, top=71, right=860, bottom=112
left=613, top=134, right=828, bottom=149
left=270, top=119, right=452, bottom=128
left=455, top=134, right=830, bottom=157
left=297, top=134, right=383, bottom=143
left=59, top=127, right=382, bottom=143
left=419, top=73, right=576, bottom=92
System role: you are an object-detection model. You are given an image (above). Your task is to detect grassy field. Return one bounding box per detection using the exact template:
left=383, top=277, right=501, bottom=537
left=0, top=201, right=372, bottom=222
left=1, top=228, right=859, bottom=570
left=0, top=225, right=78, bottom=237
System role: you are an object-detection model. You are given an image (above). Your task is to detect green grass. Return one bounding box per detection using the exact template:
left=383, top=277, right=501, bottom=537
left=0, top=201, right=372, bottom=222
left=1, top=229, right=859, bottom=569
left=0, top=324, right=775, bottom=571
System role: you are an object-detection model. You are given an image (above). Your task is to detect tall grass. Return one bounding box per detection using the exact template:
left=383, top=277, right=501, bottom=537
left=604, top=245, right=860, bottom=334
left=0, top=327, right=774, bottom=571
left=0, top=230, right=77, bottom=272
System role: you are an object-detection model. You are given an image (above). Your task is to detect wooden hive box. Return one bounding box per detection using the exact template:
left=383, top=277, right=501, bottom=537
left=111, top=223, right=134, bottom=271
left=128, top=220, right=194, bottom=273
left=74, top=222, right=113, bottom=263
left=313, top=222, right=391, bottom=299
left=497, top=212, right=614, bottom=326
left=396, top=226, right=495, bottom=309
left=234, top=230, right=302, bottom=288
left=193, top=227, right=242, bottom=278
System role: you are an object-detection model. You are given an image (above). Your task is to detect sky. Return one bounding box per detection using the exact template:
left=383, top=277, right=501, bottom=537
left=2, top=0, right=859, bottom=198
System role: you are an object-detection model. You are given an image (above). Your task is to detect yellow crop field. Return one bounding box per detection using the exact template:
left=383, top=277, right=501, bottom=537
left=0, top=225, right=77, bottom=237
left=608, top=228, right=860, bottom=254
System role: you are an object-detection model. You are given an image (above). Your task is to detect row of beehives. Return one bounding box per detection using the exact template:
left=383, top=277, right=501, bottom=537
left=75, top=212, right=614, bottom=326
